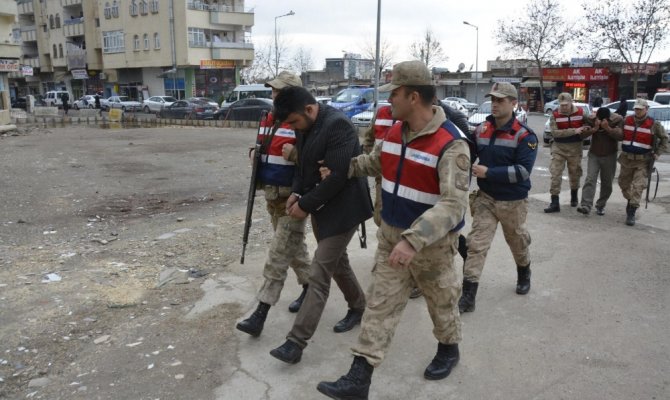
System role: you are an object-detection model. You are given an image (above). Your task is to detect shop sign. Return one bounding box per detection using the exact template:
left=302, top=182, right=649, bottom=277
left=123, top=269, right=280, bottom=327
left=570, top=58, right=593, bottom=67
left=200, top=59, right=235, bottom=69
left=621, top=63, right=659, bottom=75
left=0, top=59, right=20, bottom=72
left=492, top=77, right=521, bottom=83
left=71, top=69, right=89, bottom=79
left=542, top=67, right=609, bottom=82
left=21, top=66, right=33, bottom=76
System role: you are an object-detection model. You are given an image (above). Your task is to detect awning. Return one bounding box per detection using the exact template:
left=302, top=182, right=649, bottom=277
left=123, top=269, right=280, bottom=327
left=521, top=79, right=556, bottom=88
left=462, top=78, right=491, bottom=84
left=437, top=79, right=462, bottom=86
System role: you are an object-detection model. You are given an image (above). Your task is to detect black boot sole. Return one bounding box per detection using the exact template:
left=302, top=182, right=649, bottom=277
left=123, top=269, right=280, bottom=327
left=235, top=321, right=262, bottom=337
left=424, top=358, right=459, bottom=380
left=269, top=346, right=302, bottom=364
left=317, top=383, right=368, bottom=400
left=516, top=285, right=530, bottom=295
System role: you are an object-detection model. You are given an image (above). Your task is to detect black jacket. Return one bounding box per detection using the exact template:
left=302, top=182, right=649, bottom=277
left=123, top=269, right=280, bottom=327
left=293, top=105, right=373, bottom=240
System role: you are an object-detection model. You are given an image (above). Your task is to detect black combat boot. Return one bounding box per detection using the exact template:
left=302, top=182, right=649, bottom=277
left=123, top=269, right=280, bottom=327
left=424, top=342, right=460, bottom=380
left=288, top=284, right=308, bottom=313
left=458, top=280, right=478, bottom=313
left=236, top=302, right=270, bottom=337
left=570, top=189, right=579, bottom=207
left=544, top=195, right=560, bottom=213
left=269, top=340, right=303, bottom=364
left=625, top=204, right=637, bottom=226
left=317, top=356, right=374, bottom=400
left=516, top=265, right=531, bottom=295
left=333, top=309, right=364, bottom=333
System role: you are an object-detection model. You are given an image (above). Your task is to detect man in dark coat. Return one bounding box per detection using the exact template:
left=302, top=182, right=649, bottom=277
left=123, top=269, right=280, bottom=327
left=268, top=86, right=373, bottom=364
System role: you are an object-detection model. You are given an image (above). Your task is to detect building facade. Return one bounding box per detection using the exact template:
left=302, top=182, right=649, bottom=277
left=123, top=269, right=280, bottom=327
left=10, top=0, right=254, bottom=103
left=1, top=1, right=21, bottom=125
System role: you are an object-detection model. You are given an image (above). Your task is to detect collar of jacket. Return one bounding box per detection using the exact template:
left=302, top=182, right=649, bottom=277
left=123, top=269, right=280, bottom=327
left=485, top=114, right=517, bottom=131
left=401, top=105, right=446, bottom=143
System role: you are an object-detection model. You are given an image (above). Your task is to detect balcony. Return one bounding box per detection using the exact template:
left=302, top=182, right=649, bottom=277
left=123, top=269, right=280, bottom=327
left=21, top=26, right=37, bottom=42
left=211, top=44, right=254, bottom=62
left=61, top=0, right=83, bottom=6
left=63, top=18, right=84, bottom=37
left=210, top=9, right=254, bottom=27
left=22, top=56, right=40, bottom=68
left=67, top=48, right=86, bottom=70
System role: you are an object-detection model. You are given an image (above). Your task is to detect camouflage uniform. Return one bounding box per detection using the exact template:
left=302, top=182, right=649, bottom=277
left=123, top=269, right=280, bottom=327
left=349, top=106, right=471, bottom=366
left=618, top=116, right=668, bottom=208
left=361, top=116, right=384, bottom=227
left=549, top=108, right=584, bottom=195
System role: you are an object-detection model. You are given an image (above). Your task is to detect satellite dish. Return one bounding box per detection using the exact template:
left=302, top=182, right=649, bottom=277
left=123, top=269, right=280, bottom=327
left=457, top=63, right=465, bottom=72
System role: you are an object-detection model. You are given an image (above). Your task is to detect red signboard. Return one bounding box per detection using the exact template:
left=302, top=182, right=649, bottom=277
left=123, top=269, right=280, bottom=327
left=542, top=67, right=609, bottom=82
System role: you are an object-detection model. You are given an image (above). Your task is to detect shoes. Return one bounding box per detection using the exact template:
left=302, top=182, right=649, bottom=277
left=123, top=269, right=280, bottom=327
left=235, top=302, right=270, bottom=337
left=269, top=340, right=303, bottom=364
left=458, top=280, right=478, bottom=313
left=596, top=206, right=605, bottom=216
left=516, top=265, right=531, bottom=295
left=544, top=195, right=560, bottom=213
left=625, top=204, right=637, bottom=226
left=333, top=309, right=364, bottom=333
left=288, top=284, right=308, bottom=313
left=577, top=205, right=590, bottom=215
left=424, top=343, right=460, bottom=380
left=317, top=356, right=373, bottom=400
left=570, top=189, right=578, bottom=207
left=409, top=287, right=423, bottom=299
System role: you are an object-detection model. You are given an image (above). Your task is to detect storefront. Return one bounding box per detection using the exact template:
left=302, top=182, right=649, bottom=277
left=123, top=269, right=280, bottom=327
left=541, top=67, right=615, bottom=105
left=195, top=59, right=237, bottom=103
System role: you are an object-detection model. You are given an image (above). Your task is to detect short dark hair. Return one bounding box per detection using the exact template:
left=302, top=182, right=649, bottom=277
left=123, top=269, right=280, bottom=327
left=403, top=85, right=436, bottom=106
left=274, top=86, right=317, bottom=121
left=596, top=106, right=611, bottom=120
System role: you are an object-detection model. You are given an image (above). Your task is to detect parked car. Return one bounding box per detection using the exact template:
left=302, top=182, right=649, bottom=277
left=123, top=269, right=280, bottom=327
left=444, top=96, right=479, bottom=113
left=214, top=98, right=273, bottom=121
left=158, top=99, right=217, bottom=120
left=647, top=105, right=670, bottom=133
left=543, top=99, right=560, bottom=114
left=597, top=99, right=661, bottom=117
left=187, top=97, right=219, bottom=110
left=652, top=92, right=670, bottom=105
left=467, top=101, right=528, bottom=132
left=44, top=90, right=73, bottom=107
left=11, top=97, right=27, bottom=110
left=103, top=96, right=142, bottom=112
left=142, top=96, right=177, bottom=113
left=315, top=96, right=332, bottom=105
left=350, top=102, right=391, bottom=128
left=73, top=95, right=96, bottom=110
left=329, top=87, right=390, bottom=119
left=542, top=102, right=592, bottom=147
left=441, top=100, right=469, bottom=117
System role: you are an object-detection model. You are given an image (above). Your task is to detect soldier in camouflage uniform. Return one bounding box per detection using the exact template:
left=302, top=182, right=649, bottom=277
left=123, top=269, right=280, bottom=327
left=618, top=98, right=668, bottom=226
left=459, top=82, right=538, bottom=314
left=236, top=72, right=311, bottom=338
left=544, top=92, right=587, bottom=212
left=317, top=61, right=470, bottom=400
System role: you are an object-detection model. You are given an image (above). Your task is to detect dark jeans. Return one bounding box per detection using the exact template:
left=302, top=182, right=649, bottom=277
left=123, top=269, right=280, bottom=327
left=287, top=225, right=365, bottom=348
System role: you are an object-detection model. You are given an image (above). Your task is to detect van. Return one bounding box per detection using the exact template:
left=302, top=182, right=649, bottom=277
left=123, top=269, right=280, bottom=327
left=652, top=92, right=670, bottom=105
left=221, top=84, right=272, bottom=107
left=329, top=87, right=389, bottom=119
left=44, top=90, right=73, bottom=107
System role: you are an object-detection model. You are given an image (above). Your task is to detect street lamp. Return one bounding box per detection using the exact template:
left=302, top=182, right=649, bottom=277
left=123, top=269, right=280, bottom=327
left=463, top=21, right=479, bottom=105
left=274, top=10, right=295, bottom=76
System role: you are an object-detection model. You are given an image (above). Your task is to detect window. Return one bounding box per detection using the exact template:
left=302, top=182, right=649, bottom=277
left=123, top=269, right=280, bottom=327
left=130, top=0, right=138, bottom=16
left=103, top=30, right=125, bottom=53
left=143, top=34, right=149, bottom=50
left=133, top=34, right=140, bottom=50
left=52, top=44, right=57, bottom=57
left=154, top=32, right=160, bottom=49
left=55, top=14, right=61, bottom=28
left=95, top=18, right=100, bottom=27
left=150, top=0, right=159, bottom=13
left=140, top=0, right=148, bottom=15
left=104, top=2, right=111, bottom=19
left=58, top=43, right=63, bottom=58
left=112, top=0, right=119, bottom=17
left=188, top=27, right=206, bottom=47
left=49, top=15, right=54, bottom=29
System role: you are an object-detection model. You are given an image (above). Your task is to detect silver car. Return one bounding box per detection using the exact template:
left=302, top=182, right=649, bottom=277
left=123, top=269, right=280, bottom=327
left=350, top=102, right=391, bottom=128
left=143, top=96, right=177, bottom=113
left=543, top=102, right=592, bottom=147
left=73, top=95, right=96, bottom=110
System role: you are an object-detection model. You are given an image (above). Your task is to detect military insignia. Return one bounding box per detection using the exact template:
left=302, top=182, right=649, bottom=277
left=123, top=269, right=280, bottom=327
left=456, top=154, right=471, bottom=171
left=528, top=142, right=537, bottom=150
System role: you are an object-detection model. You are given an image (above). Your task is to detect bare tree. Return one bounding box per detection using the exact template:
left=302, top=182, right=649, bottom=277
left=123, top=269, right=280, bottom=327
left=291, top=46, right=314, bottom=74
left=577, top=0, right=670, bottom=96
left=409, top=29, right=447, bottom=68
left=495, top=0, right=572, bottom=110
left=272, top=27, right=292, bottom=78
left=240, top=41, right=273, bottom=84
left=359, top=36, right=396, bottom=71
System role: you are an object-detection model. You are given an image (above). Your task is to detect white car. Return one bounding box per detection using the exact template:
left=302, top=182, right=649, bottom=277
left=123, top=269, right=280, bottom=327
left=350, top=102, right=391, bottom=128
left=441, top=100, right=469, bottom=117
left=143, top=96, right=177, bottom=113
left=103, top=96, right=142, bottom=112
left=648, top=105, right=670, bottom=133
left=543, top=102, right=592, bottom=147
left=467, top=101, right=527, bottom=132
left=597, top=99, right=661, bottom=117
left=543, top=99, right=560, bottom=114
left=444, top=96, right=479, bottom=114
left=315, top=96, right=332, bottom=105
left=73, top=95, right=96, bottom=110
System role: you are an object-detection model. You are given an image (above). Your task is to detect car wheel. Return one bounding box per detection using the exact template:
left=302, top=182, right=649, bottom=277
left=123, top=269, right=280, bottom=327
left=545, top=108, right=552, bottom=114
left=88, top=104, right=94, bottom=109
left=73, top=104, right=80, bottom=110
left=121, top=106, right=126, bottom=112
left=144, top=106, right=150, bottom=113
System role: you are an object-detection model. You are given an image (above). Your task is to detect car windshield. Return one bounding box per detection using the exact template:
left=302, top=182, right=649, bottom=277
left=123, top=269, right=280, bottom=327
left=478, top=102, right=491, bottom=113
left=648, top=108, right=670, bottom=121
left=118, top=97, right=130, bottom=101
left=333, top=89, right=362, bottom=103
left=163, top=97, right=177, bottom=102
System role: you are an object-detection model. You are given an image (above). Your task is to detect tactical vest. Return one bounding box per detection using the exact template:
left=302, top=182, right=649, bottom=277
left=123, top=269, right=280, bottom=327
left=552, top=107, right=584, bottom=143
left=373, top=105, right=396, bottom=146
left=257, top=112, right=296, bottom=187
left=380, top=120, right=466, bottom=230
left=622, top=115, right=655, bottom=154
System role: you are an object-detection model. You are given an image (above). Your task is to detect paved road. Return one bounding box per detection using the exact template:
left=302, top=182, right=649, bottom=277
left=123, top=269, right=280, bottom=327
left=205, top=113, right=670, bottom=399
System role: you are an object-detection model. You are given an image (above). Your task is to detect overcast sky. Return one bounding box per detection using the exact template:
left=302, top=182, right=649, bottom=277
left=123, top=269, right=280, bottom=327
left=248, top=0, right=670, bottom=72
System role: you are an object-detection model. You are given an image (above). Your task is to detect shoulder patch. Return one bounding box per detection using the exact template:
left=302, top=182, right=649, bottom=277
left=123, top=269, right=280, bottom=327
left=456, top=153, right=471, bottom=171
left=528, top=142, right=537, bottom=150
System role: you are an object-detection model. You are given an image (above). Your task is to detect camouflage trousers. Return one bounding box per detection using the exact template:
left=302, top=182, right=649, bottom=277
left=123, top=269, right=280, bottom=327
left=463, top=191, right=531, bottom=282
left=549, top=142, right=583, bottom=195
left=351, top=222, right=462, bottom=367
left=618, top=154, right=651, bottom=208
left=256, top=193, right=311, bottom=306
left=372, top=177, right=382, bottom=227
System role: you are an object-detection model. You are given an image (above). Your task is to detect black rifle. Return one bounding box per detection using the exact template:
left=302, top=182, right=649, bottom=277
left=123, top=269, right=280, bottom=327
left=241, top=111, right=270, bottom=264
left=644, top=135, right=660, bottom=209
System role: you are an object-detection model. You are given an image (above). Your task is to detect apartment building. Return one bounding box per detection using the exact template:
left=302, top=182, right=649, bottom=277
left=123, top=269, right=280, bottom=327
left=11, top=0, right=254, bottom=102
left=1, top=1, right=21, bottom=125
